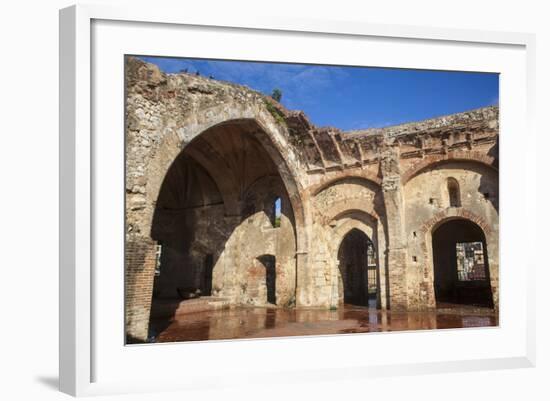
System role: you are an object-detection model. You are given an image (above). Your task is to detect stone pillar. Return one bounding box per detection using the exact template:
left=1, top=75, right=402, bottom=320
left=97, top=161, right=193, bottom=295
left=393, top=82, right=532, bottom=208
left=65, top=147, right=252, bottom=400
left=295, top=251, right=310, bottom=306
left=376, top=224, right=388, bottom=310
left=125, top=235, right=157, bottom=342
left=329, top=257, right=339, bottom=309
left=295, top=195, right=312, bottom=307
left=381, top=144, right=409, bottom=310
left=491, top=279, right=499, bottom=311
left=488, top=242, right=499, bottom=310
left=220, top=215, right=242, bottom=302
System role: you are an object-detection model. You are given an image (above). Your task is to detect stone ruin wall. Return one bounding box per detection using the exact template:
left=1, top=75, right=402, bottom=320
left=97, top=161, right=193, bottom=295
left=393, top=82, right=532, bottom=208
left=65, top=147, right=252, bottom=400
left=124, top=57, right=499, bottom=341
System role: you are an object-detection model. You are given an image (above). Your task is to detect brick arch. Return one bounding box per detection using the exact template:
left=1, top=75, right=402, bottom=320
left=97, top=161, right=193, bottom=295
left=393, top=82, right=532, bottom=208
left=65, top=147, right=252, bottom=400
left=417, top=207, right=495, bottom=308
left=326, top=208, right=386, bottom=257
left=322, top=199, right=381, bottom=223
left=332, top=215, right=377, bottom=253
left=418, top=208, right=492, bottom=238
left=401, top=151, right=497, bottom=185
left=328, top=210, right=387, bottom=309
left=126, top=102, right=310, bottom=341
left=146, top=103, right=309, bottom=253
left=310, top=173, right=382, bottom=197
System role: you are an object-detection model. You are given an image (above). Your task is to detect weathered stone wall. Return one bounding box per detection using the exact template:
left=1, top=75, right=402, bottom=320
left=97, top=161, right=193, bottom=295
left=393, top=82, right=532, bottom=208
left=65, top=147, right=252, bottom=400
left=309, top=177, right=386, bottom=308
left=403, top=162, right=499, bottom=309
left=124, top=57, right=308, bottom=340
left=125, top=57, right=500, bottom=341
left=229, top=175, right=296, bottom=307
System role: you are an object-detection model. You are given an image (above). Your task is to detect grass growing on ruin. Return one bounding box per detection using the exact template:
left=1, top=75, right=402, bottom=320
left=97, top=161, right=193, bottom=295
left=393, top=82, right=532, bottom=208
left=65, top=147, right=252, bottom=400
left=263, top=99, right=287, bottom=127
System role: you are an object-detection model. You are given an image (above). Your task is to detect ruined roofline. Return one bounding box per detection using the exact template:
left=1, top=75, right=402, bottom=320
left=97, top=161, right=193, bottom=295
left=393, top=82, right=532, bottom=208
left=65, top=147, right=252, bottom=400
left=128, top=56, right=271, bottom=99
left=345, top=105, right=499, bottom=139
left=128, top=57, right=498, bottom=141
left=255, top=100, right=499, bottom=145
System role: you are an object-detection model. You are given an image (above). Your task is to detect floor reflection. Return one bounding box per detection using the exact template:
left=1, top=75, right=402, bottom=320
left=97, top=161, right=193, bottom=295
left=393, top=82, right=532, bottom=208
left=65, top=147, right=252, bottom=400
left=148, top=303, right=498, bottom=343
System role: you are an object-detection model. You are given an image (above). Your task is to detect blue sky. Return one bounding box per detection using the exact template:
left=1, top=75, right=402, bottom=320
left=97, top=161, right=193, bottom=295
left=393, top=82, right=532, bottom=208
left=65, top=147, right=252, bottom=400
left=137, top=56, right=499, bottom=131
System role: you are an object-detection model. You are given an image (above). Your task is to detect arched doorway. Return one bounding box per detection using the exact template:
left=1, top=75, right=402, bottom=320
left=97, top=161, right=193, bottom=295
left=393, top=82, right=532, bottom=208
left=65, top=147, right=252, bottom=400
left=432, top=219, right=493, bottom=307
left=337, top=229, right=378, bottom=307
left=149, top=119, right=298, bottom=306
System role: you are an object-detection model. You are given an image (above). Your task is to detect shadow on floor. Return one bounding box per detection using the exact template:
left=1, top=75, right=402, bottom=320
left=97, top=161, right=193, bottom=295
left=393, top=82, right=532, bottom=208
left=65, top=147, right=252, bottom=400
left=35, top=376, right=58, bottom=391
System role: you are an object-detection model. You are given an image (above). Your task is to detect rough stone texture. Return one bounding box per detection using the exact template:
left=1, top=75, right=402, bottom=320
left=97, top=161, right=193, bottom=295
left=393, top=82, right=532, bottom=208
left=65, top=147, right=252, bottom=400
left=125, top=57, right=499, bottom=341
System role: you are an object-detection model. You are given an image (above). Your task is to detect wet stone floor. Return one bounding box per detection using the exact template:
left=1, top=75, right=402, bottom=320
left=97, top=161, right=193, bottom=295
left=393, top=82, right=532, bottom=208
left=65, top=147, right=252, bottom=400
left=148, top=301, right=498, bottom=343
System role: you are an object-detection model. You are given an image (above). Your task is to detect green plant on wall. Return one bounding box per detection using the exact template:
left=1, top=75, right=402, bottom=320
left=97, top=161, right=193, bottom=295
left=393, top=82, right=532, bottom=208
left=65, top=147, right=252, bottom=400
left=263, top=99, right=286, bottom=126
left=271, top=88, right=282, bottom=102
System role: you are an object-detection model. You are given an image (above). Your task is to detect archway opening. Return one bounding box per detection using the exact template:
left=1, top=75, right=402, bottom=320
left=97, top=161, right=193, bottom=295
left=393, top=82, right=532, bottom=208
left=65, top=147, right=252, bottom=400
left=149, top=119, right=297, bottom=308
left=432, top=219, right=493, bottom=307
left=337, top=228, right=377, bottom=307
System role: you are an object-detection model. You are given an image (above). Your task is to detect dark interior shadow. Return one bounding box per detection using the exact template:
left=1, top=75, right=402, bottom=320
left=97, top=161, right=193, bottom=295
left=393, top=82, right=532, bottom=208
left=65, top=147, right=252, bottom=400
left=432, top=218, right=493, bottom=308
left=257, top=254, right=277, bottom=305
left=338, top=228, right=373, bottom=307
left=145, top=153, right=224, bottom=343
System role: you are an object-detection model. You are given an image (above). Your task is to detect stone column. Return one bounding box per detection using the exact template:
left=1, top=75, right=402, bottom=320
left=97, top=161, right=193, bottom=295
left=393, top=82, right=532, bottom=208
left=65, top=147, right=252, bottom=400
left=487, top=239, right=499, bottom=310
left=125, top=235, right=157, bottom=342
left=380, top=144, right=409, bottom=310
left=376, top=223, right=388, bottom=310
left=295, top=195, right=312, bottom=307
left=295, top=251, right=310, bottom=306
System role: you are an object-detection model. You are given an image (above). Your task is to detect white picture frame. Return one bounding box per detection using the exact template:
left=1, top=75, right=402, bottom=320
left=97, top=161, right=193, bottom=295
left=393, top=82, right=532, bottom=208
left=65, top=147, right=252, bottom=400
left=59, top=4, right=536, bottom=397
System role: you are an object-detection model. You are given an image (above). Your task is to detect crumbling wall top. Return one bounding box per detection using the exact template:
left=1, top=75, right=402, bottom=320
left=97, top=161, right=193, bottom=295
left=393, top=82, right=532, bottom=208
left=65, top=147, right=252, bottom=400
left=126, top=57, right=499, bottom=177
left=346, top=106, right=499, bottom=139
